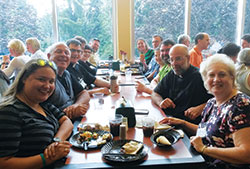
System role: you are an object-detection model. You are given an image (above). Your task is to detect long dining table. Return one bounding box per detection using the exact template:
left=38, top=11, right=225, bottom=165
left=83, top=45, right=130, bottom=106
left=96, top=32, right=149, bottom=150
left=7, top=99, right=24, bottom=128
left=54, top=70, right=206, bottom=169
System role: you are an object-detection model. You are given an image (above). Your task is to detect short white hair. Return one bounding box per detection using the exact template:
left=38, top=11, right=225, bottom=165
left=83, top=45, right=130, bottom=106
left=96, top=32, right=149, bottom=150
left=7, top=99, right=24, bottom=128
left=200, top=54, right=237, bottom=90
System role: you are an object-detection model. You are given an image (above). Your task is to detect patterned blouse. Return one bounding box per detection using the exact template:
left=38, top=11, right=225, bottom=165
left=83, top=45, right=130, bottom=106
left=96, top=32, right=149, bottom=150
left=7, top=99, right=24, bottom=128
left=197, top=93, right=250, bottom=168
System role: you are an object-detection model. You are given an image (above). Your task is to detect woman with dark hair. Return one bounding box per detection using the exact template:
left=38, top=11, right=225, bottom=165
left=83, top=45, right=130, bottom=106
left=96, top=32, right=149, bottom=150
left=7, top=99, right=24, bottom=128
left=0, top=59, right=73, bottom=169
left=217, top=42, right=240, bottom=63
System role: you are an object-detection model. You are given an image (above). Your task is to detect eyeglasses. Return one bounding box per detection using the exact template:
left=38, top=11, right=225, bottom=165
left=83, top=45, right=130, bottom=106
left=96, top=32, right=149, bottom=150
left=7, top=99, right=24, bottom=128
left=70, top=48, right=82, bottom=54
left=168, top=56, right=184, bottom=63
left=37, top=59, right=57, bottom=71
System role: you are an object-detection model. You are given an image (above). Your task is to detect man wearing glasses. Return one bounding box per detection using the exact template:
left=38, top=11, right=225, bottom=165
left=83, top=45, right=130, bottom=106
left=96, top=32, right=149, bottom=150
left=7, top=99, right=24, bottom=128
left=66, top=38, right=117, bottom=95
left=46, top=42, right=90, bottom=119
left=151, top=44, right=212, bottom=125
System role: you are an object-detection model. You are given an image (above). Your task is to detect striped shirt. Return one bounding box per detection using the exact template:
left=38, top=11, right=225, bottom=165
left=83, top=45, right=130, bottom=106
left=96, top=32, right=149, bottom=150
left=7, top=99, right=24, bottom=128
left=0, top=99, right=65, bottom=157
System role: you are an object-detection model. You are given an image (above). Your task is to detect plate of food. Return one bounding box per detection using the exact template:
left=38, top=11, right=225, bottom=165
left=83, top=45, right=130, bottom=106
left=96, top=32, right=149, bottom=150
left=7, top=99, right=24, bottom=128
left=150, top=129, right=181, bottom=147
left=101, top=140, right=148, bottom=163
left=120, top=68, right=142, bottom=75
left=70, top=130, right=113, bottom=150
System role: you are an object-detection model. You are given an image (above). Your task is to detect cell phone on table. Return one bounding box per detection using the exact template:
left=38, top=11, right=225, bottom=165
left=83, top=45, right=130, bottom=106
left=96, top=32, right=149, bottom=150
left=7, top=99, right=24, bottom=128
left=134, top=109, right=149, bottom=115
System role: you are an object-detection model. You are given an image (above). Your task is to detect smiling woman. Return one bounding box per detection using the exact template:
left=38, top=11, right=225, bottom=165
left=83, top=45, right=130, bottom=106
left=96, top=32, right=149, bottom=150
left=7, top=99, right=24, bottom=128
left=0, top=59, right=73, bottom=169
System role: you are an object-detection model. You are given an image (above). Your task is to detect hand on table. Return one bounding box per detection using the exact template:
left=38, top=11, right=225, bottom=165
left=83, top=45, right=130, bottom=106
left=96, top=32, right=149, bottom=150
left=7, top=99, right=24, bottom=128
left=184, top=104, right=204, bottom=120
left=160, top=98, right=176, bottom=109
left=44, top=141, right=72, bottom=160
left=159, top=116, right=184, bottom=126
left=190, top=136, right=205, bottom=153
left=135, top=80, right=146, bottom=93
left=63, top=103, right=89, bottom=119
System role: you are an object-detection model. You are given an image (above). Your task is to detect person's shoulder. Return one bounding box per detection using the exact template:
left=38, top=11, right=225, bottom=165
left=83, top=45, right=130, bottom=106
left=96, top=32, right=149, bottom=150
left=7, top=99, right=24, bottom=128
left=0, top=99, right=25, bottom=114
left=234, top=92, right=250, bottom=106
left=188, top=65, right=201, bottom=76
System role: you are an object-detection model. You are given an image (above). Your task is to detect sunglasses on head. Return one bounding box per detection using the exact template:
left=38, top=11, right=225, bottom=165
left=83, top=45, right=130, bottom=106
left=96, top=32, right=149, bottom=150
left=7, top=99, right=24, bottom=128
left=36, top=59, right=57, bottom=71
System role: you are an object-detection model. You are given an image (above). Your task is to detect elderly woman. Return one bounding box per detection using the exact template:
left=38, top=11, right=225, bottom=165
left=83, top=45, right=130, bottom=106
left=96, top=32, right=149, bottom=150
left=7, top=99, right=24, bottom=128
left=2, top=39, right=30, bottom=78
left=236, top=48, right=250, bottom=96
left=26, top=37, right=47, bottom=60
left=160, top=54, right=250, bottom=169
left=0, top=59, right=73, bottom=169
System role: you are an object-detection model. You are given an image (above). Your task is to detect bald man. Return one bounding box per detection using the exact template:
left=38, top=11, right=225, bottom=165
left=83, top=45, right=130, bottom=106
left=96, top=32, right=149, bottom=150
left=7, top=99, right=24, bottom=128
left=152, top=44, right=212, bottom=124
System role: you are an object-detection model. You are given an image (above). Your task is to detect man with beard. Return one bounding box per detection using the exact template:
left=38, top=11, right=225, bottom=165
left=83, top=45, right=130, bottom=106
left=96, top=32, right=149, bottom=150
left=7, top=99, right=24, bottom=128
left=152, top=44, right=212, bottom=124
left=135, top=39, right=174, bottom=94
left=88, top=38, right=100, bottom=66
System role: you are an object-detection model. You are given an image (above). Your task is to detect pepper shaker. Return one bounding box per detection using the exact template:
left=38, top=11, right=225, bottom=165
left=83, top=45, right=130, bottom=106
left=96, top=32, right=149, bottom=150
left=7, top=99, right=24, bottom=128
left=110, top=75, right=117, bottom=93
left=119, top=124, right=126, bottom=140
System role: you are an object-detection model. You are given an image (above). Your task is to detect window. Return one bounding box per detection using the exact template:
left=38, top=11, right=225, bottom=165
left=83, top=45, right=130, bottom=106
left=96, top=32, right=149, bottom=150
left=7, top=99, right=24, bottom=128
left=0, top=0, right=53, bottom=55
left=244, top=0, right=250, bottom=34
left=134, top=0, right=185, bottom=57
left=57, top=0, right=113, bottom=60
left=190, top=0, right=238, bottom=56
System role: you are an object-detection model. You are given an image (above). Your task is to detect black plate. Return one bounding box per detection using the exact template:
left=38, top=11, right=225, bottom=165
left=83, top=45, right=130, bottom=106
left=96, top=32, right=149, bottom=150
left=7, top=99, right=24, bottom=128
left=150, top=129, right=181, bottom=147
left=101, top=140, right=148, bottom=163
left=70, top=130, right=112, bottom=149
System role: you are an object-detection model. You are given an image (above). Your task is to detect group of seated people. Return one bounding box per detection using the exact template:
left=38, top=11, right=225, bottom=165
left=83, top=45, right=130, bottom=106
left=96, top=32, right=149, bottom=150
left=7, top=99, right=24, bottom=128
left=0, top=33, right=250, bottom=169
left=136, top=33, right=250, bottom=168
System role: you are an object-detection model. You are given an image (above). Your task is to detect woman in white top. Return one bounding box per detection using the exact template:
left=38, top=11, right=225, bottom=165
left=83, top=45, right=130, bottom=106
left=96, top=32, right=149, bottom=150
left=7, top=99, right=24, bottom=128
left=26, top=37, right=47, bottom=60
left=2, top=39, right=30, bottom=78
left=236, top=48, right=250, bottom=96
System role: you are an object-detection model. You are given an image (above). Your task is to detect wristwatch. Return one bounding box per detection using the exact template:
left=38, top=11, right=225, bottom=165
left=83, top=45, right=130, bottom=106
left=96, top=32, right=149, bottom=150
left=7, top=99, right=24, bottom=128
left=53, top=137, right=61, bottom=142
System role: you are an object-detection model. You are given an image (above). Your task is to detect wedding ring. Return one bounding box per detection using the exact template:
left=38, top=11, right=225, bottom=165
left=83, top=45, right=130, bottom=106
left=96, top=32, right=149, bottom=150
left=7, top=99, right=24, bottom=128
left=64, top=148, right=68, bottom=151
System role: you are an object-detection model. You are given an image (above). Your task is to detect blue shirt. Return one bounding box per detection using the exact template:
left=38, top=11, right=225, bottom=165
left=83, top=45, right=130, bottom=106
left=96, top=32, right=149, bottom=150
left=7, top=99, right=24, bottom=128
left=144, top=57, right=159, bottom=78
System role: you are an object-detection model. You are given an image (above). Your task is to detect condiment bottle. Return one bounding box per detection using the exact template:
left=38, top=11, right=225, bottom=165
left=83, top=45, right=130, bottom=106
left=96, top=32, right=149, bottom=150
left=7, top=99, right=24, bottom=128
left=119, top=124, right=126, bottom=140
left=110, top=75, right=117, bottom=93
left=122, top=117, right=128, bottom=131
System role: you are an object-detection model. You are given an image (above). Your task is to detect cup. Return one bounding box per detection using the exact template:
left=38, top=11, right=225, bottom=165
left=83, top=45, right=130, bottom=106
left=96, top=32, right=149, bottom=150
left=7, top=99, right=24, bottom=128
left=142, top=117, right=155, bottom=137
left=125, top=69, right=132, bottom=81
left=92, top=93, right=104, bottom=109
left=109, top=114, right=123, bottom=136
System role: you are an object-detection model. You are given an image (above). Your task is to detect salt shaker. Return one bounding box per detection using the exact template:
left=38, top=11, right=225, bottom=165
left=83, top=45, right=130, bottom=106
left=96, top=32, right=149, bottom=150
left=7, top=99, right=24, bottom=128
left=110, top=75, right=117, bottom=93
left=119, top=124, right=126, bottom=140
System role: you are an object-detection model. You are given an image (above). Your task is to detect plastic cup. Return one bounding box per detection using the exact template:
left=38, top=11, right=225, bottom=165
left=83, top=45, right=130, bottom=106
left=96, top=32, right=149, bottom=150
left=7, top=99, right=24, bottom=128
left=109, top=114, right=123, bottom=136
left=142, top=117, right=155, bottom=137
left=92, top=93, right=104, bottom=109
left=125, top=69, right=132, bottom=81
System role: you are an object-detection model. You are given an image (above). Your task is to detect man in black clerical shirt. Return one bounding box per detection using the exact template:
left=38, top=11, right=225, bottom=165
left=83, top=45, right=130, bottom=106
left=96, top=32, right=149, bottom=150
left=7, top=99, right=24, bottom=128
left=152, top=44, right=212, bottom=124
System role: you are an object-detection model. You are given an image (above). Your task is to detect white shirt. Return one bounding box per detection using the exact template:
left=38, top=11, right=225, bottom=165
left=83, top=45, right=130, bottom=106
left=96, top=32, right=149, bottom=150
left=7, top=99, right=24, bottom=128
left=3, top=55, right=30, bottom=78
left=31, top=49, right=47, bottom=60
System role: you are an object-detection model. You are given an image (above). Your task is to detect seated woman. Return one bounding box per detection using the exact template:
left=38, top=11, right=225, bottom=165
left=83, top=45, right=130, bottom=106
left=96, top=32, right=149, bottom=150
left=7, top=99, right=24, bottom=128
left=137, top=38, right=154, bottom=73
left=2, top=39, right=30, bottom=78
left=0, top=69, right=10, bottom=98
left=160, top=54, right=250, bottom=169
left=0, top=59, right=73, bottom=169
left=236, top=48, right=250, bottom=96
left=26, top=37, right=47, bottom=60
